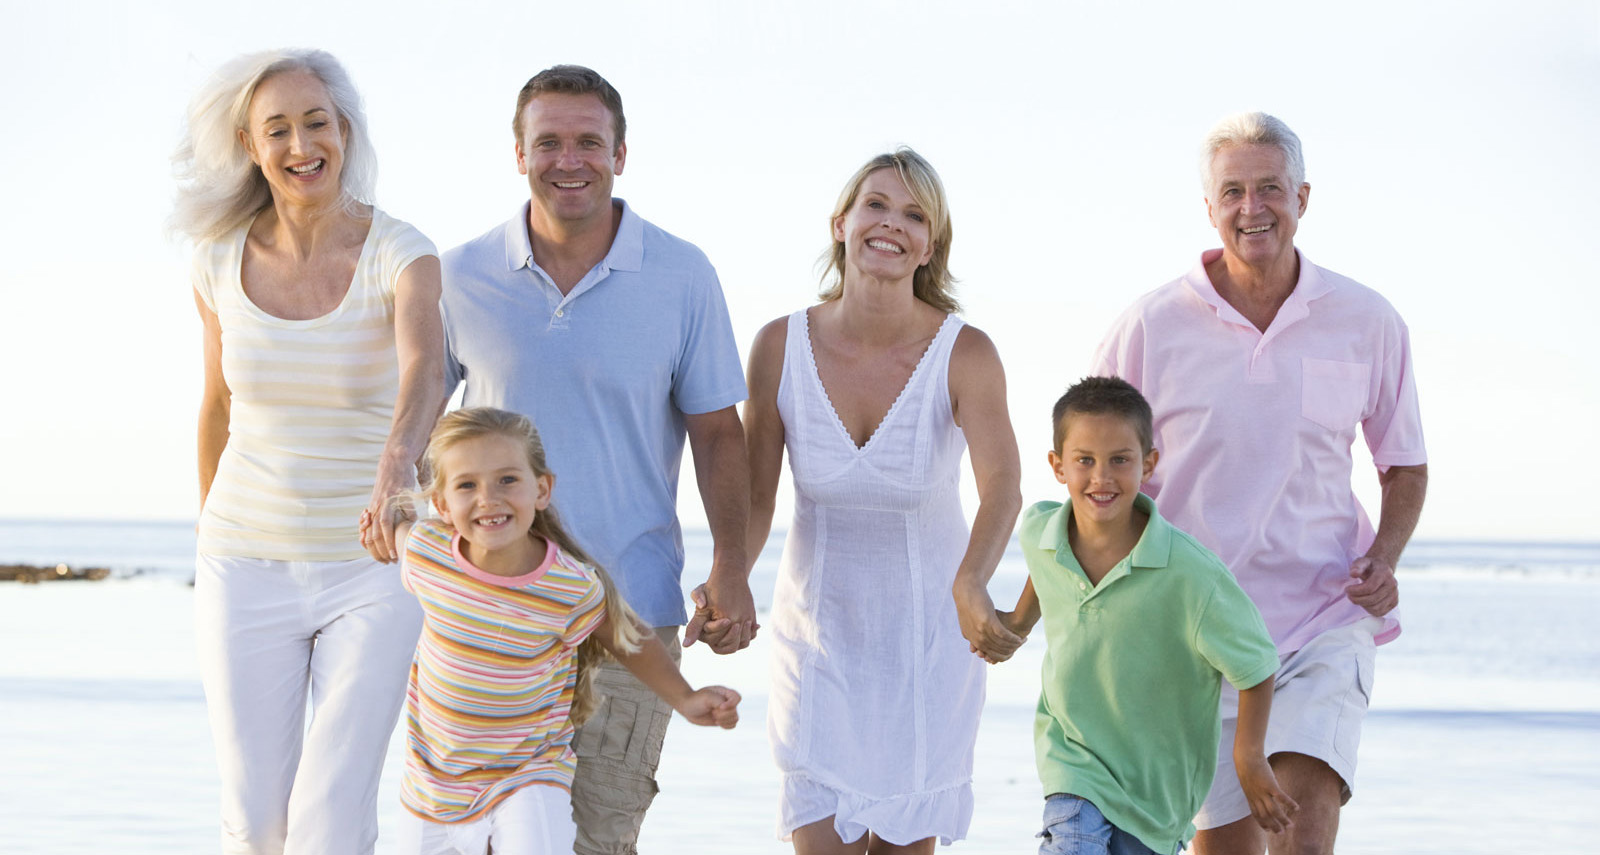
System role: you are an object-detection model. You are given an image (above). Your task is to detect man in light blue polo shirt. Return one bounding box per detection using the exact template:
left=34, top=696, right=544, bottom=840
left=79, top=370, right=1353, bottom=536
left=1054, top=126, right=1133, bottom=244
left=440, top=64, right=753, bottom=854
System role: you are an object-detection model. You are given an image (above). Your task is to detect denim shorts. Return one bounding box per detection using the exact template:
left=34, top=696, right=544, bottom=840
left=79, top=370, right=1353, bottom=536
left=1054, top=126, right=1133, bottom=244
left=1038, top=794, right=1165, bottom=855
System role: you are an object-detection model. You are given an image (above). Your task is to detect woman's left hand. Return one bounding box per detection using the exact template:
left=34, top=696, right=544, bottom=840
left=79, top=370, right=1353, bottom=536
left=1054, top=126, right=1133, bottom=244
left=954, top=578, right=1024, bottom=663
left=363, top=457, right=415, bottom=563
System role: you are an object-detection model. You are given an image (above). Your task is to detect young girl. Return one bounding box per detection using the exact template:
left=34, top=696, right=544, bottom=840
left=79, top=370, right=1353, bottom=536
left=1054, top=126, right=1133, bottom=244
left=362, top=407, right=740, bottom=855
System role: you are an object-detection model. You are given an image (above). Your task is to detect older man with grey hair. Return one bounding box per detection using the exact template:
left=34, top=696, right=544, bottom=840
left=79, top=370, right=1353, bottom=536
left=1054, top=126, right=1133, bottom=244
left=1092, top=112, right=1428, bottom=855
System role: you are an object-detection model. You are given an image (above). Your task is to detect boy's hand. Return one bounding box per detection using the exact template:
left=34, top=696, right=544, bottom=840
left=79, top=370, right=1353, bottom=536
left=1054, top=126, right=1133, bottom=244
left=675, top=686, right=741, bottom=729
left=1237, top=753, right=1297, bottom=834
left=954, top=579, right=1024, bottom=664
left=996, top=608, right=1033, bottom=641
left=969, top=609, right=1033, bottom=664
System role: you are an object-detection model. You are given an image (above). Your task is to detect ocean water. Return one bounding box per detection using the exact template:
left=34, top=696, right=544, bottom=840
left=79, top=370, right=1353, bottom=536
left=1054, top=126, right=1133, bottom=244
left=1, top=520, right=1598, bottom=853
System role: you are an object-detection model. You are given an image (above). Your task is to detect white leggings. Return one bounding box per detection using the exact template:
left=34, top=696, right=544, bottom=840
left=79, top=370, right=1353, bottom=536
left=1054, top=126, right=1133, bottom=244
left=194, top=553, right=422, bottom=854
left=396, top=783, right=577, bottom=855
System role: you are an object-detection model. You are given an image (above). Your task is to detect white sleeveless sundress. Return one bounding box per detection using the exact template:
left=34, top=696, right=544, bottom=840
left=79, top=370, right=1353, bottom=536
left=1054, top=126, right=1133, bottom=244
left=768, top=309, right=985, bottom=845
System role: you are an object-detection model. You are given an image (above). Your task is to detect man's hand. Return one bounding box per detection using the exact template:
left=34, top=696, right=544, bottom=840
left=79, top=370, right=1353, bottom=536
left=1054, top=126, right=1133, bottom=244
left=683, top=576, right=758, bottom=655
left=954, top=578, right=1023, bottom=664
left=1346, top=554, right=1399, bottom=616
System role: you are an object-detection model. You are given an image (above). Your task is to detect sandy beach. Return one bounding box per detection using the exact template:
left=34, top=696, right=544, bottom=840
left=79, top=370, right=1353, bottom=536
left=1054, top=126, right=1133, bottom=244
left=3, top=560, right=1598, bottom=854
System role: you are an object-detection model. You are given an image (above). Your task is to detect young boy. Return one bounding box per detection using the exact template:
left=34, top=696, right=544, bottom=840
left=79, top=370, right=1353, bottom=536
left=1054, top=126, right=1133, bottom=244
left=1001, top=377, right=1296, bottom=855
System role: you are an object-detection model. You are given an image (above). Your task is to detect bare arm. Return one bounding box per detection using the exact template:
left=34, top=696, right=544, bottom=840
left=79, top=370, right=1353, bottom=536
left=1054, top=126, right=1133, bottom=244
left=742, top=318, right=787, bottom=573
left=947, top=326, right=1025, bottom=663
left=594, top=614, right=741, bottom=729
left=194, top=290, right=231, bottom=511
left=366, top=255, right=447, bottom=563
left=1234, top=677, right=1297, bottom=833
left=1346, top=463, right=1428, bottom=615
left=681, top=404, right=754, bottom=653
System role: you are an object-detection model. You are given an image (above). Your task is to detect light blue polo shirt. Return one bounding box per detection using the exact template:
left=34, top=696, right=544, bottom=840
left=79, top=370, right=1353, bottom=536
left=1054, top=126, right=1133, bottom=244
left=441, top=200, right=747, bottom=626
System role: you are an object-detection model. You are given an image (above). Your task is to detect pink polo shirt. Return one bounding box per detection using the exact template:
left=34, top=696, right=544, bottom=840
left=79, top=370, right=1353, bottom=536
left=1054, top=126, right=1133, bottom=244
left=1093, top=249, right=1426, bottom=653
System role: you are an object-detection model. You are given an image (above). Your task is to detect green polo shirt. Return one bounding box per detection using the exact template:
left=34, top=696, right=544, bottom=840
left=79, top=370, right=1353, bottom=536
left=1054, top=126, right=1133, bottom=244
left=1024, top=494, right=1278, bottom=854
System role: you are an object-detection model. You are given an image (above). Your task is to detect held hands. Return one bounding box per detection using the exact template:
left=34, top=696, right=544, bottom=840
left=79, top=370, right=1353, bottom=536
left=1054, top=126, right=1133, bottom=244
left=359, top=506, right=409, bottom=558
left=1346, top=554, right=1399, bottom=617
left=969, top=609, right=1034, bottom=665
left=362, top=457, right=417, bottom=563
left=953, top=578, right=1024, bottom=664
left=683, top=577, right=759, bottom=655
left=1236, top=753, right=1298, bottom=834
left=996, top=608, right=1034, bottom=644
left=675, top=685, right=742, bottom=729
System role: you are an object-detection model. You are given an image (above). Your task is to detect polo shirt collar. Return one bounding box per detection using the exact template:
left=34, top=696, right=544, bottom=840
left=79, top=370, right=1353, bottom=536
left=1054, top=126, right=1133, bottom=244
left=501, top=198, right=646, bottom=277
left=1185, top=248, right=1335, bottom=335
left=1034, top=493, right=1174, bottom=586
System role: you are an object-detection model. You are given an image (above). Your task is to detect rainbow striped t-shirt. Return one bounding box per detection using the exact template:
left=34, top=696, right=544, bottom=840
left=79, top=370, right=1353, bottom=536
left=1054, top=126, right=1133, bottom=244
left=400, top=519, right=607, bottom=823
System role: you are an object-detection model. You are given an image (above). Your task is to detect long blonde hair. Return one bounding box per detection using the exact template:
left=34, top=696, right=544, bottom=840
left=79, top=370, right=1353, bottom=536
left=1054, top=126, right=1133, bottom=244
left=418, top=407, right=646, bottom=724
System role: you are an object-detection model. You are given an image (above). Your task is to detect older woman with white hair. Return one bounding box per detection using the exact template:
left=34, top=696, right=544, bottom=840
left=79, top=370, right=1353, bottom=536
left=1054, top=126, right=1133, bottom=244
left=172, top=48, right=443, bottom=854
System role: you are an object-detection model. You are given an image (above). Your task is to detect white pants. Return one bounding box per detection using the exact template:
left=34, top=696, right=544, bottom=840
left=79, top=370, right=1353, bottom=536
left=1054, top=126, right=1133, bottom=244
left=396, top=783, right=578, bottom=855
left=194, top=553, right=422, bottom=854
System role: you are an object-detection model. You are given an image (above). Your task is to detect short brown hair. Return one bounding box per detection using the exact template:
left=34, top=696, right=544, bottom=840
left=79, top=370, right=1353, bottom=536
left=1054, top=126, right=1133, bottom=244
left=511, top=64, right=625, bottom=148
left=1051, top=376, right=1154, bottom=455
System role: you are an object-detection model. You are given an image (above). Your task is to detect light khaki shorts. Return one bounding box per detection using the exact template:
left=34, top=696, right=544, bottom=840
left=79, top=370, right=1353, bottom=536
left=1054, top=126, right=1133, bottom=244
left=1194, top=617, right=1381, bottom=830
left=571, top=626, right=680, bottom=855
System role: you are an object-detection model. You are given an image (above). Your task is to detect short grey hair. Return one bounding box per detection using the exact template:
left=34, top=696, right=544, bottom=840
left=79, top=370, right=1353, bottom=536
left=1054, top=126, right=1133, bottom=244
left=1199, top=111, right=1305, bottom=197
left=171, top=49, right=377, bottom=242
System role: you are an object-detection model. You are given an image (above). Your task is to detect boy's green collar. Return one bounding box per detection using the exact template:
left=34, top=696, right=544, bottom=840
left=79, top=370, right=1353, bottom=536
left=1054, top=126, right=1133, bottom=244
left=1037, top=493, right=1174, bottom=571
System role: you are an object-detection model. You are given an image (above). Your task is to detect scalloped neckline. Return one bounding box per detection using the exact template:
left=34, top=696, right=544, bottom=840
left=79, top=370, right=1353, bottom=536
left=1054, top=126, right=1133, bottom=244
left=800, top=308, right=954, bottom=453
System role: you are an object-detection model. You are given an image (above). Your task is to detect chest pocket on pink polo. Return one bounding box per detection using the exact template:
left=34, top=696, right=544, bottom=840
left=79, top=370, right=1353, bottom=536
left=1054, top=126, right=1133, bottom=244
left=1301, top=357, right=1370, bottom=432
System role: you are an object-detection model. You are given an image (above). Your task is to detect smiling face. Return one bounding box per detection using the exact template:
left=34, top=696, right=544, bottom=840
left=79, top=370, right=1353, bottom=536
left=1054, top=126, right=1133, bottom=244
left=239, top=68, right=346, bottom=208
left=1205, top=143, right=1310, bottom=271
left=433, top=433, right=553, bottom=568
left=832, top=168, right=936, bottom=285
left=1049, top=411, right=1158, bottom=535
left=516, top=92, right=626, bottom=229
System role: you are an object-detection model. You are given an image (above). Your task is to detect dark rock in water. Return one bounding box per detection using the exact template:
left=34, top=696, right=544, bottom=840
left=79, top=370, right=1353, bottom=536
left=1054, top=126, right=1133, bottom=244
left=0, top=563, right=111, bottom=583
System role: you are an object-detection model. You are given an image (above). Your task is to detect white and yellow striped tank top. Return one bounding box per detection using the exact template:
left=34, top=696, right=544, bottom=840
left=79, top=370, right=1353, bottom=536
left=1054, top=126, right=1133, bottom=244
left=192, top=208, right=436, bottom=561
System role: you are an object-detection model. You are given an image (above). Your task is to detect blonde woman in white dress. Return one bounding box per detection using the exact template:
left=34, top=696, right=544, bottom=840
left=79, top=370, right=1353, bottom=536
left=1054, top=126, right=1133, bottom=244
left=743, top=148, right=1023, bottom=854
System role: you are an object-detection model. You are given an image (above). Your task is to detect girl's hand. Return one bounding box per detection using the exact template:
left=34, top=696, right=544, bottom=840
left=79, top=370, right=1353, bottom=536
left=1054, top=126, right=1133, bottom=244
left=1237, top=754, right=1297, bottom=834
left=675, top=686, right=741, bottom=729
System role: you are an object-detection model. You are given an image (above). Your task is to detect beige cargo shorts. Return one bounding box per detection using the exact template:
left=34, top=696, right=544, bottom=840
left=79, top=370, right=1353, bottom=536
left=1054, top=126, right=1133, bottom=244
left=571, top=626, right=681, bottom=855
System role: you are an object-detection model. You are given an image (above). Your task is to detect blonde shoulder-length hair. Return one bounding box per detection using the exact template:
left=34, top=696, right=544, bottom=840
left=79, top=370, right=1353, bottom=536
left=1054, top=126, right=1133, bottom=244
left=818, top=146, right=958, bottom=314
left=170, top=48, right=377, bottom=243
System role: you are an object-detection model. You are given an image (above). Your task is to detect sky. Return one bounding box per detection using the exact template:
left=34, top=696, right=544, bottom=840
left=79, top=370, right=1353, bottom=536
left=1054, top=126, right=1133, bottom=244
left=1, top=0, right=1596, bottom=540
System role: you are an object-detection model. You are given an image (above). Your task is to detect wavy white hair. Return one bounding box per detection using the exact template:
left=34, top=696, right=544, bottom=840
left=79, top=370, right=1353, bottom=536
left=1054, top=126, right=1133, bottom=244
left=1199, top=111, right=1305, bottom=198
left=171, top=49, right=376, bottom=242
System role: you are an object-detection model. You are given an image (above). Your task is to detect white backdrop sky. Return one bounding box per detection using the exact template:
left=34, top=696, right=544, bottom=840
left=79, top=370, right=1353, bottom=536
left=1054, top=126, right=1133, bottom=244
left=2, top=1, right=1596, bottom=540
